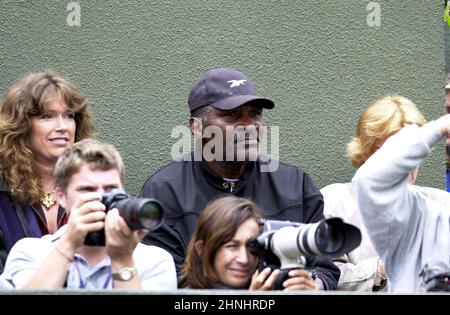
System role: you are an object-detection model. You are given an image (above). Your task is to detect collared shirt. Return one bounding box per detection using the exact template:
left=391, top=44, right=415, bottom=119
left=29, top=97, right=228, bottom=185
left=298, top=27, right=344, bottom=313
left=68, top=255, right=112, bottom=289
left=1, top=226, right=178, bottom=290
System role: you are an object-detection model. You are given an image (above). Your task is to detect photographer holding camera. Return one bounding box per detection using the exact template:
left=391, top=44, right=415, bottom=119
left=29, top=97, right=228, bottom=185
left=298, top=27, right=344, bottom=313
left=0, top=139, right=177, bottom=290
left=179, top=196, right=317, bottom=291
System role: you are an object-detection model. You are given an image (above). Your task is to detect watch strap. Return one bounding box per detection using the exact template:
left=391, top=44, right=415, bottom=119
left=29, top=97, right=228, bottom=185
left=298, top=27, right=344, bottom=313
left=112, top=266, right=138, bottom=281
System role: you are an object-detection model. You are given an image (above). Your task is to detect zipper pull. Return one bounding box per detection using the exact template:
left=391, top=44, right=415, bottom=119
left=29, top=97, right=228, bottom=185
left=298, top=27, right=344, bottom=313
left=229, top=182, right=235, bottom=193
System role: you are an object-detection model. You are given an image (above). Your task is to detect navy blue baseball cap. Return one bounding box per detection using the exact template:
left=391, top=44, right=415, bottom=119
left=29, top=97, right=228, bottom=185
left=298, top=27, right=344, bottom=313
left=188, top=68, right=275, bottom=112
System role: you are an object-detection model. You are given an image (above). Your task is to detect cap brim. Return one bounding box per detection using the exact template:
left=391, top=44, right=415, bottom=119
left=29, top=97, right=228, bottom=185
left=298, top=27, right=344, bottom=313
left=446, top=83, right=450, bottom=90
left=211, top=95, right=275, bottom=110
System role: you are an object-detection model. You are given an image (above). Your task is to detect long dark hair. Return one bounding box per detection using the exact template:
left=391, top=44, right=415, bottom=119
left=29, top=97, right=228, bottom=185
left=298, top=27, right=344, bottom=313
left=179, top=196, right=262, bottom=289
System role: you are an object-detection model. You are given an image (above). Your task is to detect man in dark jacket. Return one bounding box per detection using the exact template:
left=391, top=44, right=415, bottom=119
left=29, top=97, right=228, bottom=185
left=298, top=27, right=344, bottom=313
left=139, top=68, right=339, bottom=290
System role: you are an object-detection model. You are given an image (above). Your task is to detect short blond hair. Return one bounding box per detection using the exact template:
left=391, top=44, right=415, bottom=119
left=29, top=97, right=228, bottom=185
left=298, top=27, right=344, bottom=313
left=54, top=139, right=124, bottom=192
left=347, top=95, right=426, bottom=168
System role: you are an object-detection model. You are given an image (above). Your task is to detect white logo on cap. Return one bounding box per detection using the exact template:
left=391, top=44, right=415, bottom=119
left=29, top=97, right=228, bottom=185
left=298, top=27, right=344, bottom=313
left=227, top=80, right=246, bottom=88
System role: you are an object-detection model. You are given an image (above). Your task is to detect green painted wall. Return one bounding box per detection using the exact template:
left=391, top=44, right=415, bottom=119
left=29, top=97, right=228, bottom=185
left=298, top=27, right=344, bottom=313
left=0, top=1, right=446, bottom=195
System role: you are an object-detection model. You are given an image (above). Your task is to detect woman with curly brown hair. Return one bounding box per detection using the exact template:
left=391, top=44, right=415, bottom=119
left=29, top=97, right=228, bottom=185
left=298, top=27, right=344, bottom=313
left=0, top=71, right=95, bottom=272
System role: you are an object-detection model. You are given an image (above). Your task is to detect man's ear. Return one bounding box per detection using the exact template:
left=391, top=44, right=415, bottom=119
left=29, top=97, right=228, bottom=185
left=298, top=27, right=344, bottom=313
left=189, top=117, right=203, bottom=138
left=55, top=187, right=67, bottom=211
left=194, top=240, right=204, bottom=256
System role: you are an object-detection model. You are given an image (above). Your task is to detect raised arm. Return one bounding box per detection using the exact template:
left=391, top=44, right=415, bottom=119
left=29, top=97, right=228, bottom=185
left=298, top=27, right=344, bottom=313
left=352, top=117, right=448, bottom=277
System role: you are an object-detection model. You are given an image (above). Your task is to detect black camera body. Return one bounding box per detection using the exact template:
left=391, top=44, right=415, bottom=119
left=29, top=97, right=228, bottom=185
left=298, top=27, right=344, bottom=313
left=250, top=218, right=362, bottom=290
left=84, top=188, right=164, bottom=246
left=420, top=261, right=450, bottom=292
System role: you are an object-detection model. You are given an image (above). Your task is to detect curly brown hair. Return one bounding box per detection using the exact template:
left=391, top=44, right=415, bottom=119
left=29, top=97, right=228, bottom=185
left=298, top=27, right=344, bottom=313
left=0, top=71, right=95, bottom=205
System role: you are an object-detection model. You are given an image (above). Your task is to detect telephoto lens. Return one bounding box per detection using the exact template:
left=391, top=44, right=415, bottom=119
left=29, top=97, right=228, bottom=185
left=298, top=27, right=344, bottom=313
left=250, top=218, right=362, bottom=290
left=113, top=197, right=164, bottom=230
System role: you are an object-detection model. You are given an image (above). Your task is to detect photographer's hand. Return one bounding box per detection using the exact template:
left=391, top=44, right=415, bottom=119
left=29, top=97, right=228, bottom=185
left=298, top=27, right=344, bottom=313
left=24, top=192, right=106, bottom=289
left=249, top=267, right=280, bottom=291
left=105, top=209, right=147, bottom=260
left=282, top=269, right=316, bottom=291
left=105, top=209, right=148, bottom=289
left=62, top=192, right=106, bottom=251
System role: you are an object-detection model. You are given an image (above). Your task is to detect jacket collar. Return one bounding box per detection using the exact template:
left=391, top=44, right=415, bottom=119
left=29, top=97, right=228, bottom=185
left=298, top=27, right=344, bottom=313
left=196, top=158, right=258, bottom=193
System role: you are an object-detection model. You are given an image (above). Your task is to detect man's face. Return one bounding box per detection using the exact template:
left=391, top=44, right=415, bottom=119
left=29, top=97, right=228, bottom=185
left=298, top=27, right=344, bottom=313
left=200, top=103, right=263, bottom=162
left=58, top=164, right=122, bottom=214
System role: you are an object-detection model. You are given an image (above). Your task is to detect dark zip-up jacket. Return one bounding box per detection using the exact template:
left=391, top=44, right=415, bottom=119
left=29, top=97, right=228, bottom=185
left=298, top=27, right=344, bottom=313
left=139, top=155, right=340, bottom=289
left=0, top=181, right=66, bottom=273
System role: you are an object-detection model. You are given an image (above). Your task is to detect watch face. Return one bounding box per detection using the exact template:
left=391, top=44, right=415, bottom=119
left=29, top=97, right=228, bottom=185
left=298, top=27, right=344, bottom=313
left=113, top=267, right=137, bottom=281
left=121, top=269, right=132, bottom=280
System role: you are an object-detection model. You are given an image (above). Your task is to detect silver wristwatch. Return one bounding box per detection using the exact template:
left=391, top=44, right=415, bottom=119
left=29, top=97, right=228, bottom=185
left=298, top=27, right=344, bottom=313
left=112, top=267, right=138, bottom=281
